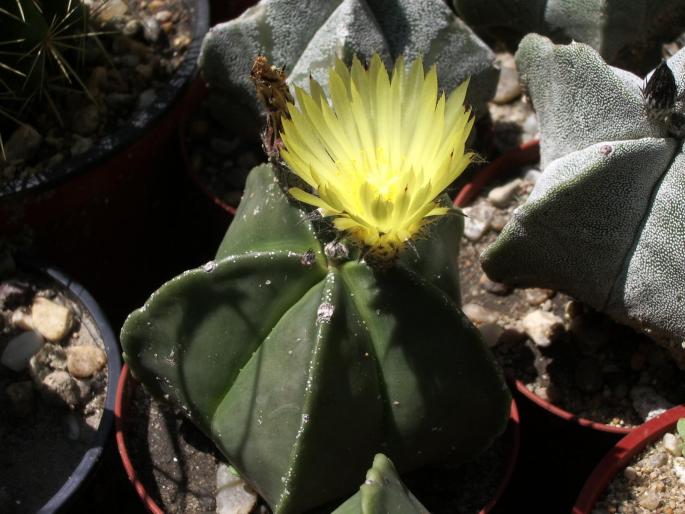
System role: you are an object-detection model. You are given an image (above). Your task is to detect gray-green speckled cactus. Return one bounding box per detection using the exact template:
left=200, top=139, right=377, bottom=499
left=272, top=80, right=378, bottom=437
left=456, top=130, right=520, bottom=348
left=121, top=163, right=510, bottom=513
left=482, top=34, right=685, bottom=351
left=200, top=0, right=498, bottom=131
left=453, top=0, right=685, bottom=73
left=333, top=454, right=428, bottom=514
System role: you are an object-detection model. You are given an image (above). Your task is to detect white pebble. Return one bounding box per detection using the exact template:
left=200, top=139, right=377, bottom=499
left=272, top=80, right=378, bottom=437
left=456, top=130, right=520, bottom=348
left=673, top=457, right=685, bottom=484
left=32, top=297, right=72, bottom=342
left=663, top=432, right=684, bottom=456
left=1, top=331, right=44, bottom=372
left=487, top=178, right=522, bottom=208
left=216, top=463, right=257, bottom=514
left=462, top=303, right=499, bottom=325
left=462, top=204, right=495, bottom=242
left=520, top=310, right=563, bottom=347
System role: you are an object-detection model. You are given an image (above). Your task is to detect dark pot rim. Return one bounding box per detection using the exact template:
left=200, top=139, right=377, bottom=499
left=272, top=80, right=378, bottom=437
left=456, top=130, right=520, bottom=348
left=0, top=0, right=210, bottom=201
left=115, top=363, right=521, bottom=514
left=572, top=403, right=685, bottom=513
left=454, top=139, right=631, bottom=435
left=10, top=261, right=123, bottom=513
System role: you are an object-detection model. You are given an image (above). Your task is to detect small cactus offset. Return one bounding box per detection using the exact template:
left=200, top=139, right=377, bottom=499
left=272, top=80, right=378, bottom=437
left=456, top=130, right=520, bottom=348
left=0, top=0, right=95, bottom=126
left=453, top=0, right=685, bottom=73
left=199, top=0, right=499, bottom=133
left=332, top=454, right=429, bottom=514
left=481, top=34, right=685, bottom=355
left=121, top=55, right=510, bottom=513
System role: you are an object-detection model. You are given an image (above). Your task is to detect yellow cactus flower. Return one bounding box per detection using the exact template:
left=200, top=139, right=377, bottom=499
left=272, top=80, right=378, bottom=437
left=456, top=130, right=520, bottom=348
left=280, top=54, right=475, bottom=263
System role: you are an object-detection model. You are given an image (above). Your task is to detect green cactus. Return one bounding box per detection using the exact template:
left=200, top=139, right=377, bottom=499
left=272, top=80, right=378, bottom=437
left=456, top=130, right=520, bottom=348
left=121, top=162, right=510, bottom=514
left=333, top=454, right=429, bottom=514
left=0, top=0, right=96, bottom=120
left=452, top=0, right=685, bottom=73
left=481, top=34, right=685, bottom=354
left=199, top=0, right=499, bottom=136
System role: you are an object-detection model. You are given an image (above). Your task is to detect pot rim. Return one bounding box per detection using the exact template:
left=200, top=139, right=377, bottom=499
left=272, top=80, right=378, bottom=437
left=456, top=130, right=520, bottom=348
left=115, top=364, right=521, bottom=514
left=572, top=403, right=685, bottom=513
left=14, top=262, right=123, bottom=513
left=0, top=0, right=210, bottom=201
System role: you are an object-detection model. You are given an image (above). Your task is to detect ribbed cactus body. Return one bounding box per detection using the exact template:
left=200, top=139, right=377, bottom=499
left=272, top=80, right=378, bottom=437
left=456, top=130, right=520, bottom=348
left=482, top=35, right=685, bottom=347
left=199, top=0, right=498, bottom=133
left=333, top=454, right=428, bottom=514
left=121, top=163, right=510, bottom=513
left=453, top=0, right=685, bottom=73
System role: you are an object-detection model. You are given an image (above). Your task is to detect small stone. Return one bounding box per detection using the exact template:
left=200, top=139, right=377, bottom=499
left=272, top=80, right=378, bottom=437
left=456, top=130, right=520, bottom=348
left=479, top=274, right=511, bottom=295
left=623, top=466, right=638, bottom=481
left=148, top=0, right=165, bottom=9
left=32, top=297, right=72, bottom=342
left=575, top=357, right=603, bottom=394
left=5, top=381, right=34, bottom=416
left=493, top=53, right=521, bottom=104
left=638, top=491, right=660, bottom=510
left=663, top=433, right=684, bottom=456
left=123, top=19, right=142, bottom=37
left=155, top=10, right=172, bottom=22
left=1, top=331, right=44, bottom=371
left=490, top=213, right=509, bottom=232
left=4, top=124, right=42, bottom=162
left=524, top=168, right=542, bottom=184
left=97, top=0, right=128, bottom=21
left=487, top=178, right=522, bottom=208
left=11, top=308, right=34, bottom=331
left=462, top=303, right=499, bottom=325
left=142, top=17, right=161, bottom=42
left=210, top=137, right=240, bottom=155
left=522, top=113, right=539, bottom=140
left=630, top=385, right=674, bottom=422
left=135, top=63, right=154, bottom=80
left=525, top=288, right=554, bottom=306
left=71, top=136, right=93, bottom=155
left=120, top=54, right=140, bottom=68
left=479, top=323, right=504, bottom=347
left=29, top=343, right=68, bottom=383
left=673, top=457, right=685, bottom=484
left=173, top=34, right=192, bottom=49
left=67, top=345, right=107, bottom=379
left=521, top=310, right=563, bottom=347
left=41, top=370, right=80, bottom=407
left=646, top=451, right=668, bottom=468
left=462, top=203, right=495, bottom=241
left=72, top=104, right=100, bottom=136
left=216, top=463, right=258, bottom=514
left=138, top=89, right=156, bottom=109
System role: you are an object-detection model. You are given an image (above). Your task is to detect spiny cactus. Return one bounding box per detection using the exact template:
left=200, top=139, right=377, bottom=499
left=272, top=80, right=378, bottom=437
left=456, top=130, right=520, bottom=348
left=481, top=34, right=685, bottom=358
left=0, top=0, right=96, bottom=144
left=333, top=454, right=429, bottom=514
left=453, top=0, right=685, bottom=73
left=199, top=0, right=499, bottom=135
left=121, top=161, right=510, bottom=513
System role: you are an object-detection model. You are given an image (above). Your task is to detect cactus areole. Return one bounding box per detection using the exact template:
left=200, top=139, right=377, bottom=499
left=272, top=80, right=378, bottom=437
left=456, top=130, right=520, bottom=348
left=121, top=56, right=510, bottom=514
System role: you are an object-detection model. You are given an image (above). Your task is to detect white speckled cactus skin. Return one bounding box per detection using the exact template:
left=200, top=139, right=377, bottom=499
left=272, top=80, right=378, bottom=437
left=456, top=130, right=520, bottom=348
left=199, top=0, right=498, bottom=126
left=453, top=0, right=685, bottom=73
left=481, top=34, right=685, bottom=349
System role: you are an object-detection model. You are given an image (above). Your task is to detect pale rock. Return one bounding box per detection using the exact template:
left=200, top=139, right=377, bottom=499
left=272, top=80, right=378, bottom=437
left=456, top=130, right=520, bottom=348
left=488, top=178, right=522, bottom=208
left=520, top=310, right=563, bottom=347
left=41, top=370, right=80, bottom=407
left=11, top=308, right=34, bottom=331
left=479, top=323, right=504, bottom=347
left=524, top=168, right=542, bottom=184
left=67, top=345, right=107, bottom=379
left=29, top=343, right=68, bottom=383
left=32, top=297, right=72, bottom=342
left=522, top=112, right=539, bottom=140
left=630, top=385, right=674, bottom=422
left=663, top=432, right=683, bottom=456
left=493, top=53, right=521, bottom=104
left=673, top=456, right=685, bottom=484
left=463, top=203, right=495, bottom=241
left=479, top=274, right=512, bottom=295
left=645, top=451, right=668, bottom=468
left=623, top=466, right=638, bottom=481
left=143, top=17, right=161, bottom=42
left=1, top=331, right=44, bottom=371
left=123, top=19, right=142, bottom=37
left=216, top=463, right=257, bottom=514
left=638, top=490, right=660, bottom=510
left=524, top=288, right=554, bottom=306
left=154, top=10, right=172, bottom=22
left=462, top=303, right=499, bottom=325
left=4, top=124, right=42, bottom=162
left=98, top=0, right=128, bottom=21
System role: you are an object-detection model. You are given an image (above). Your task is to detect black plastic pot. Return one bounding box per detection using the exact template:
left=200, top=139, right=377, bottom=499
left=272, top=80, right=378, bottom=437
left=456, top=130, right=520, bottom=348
left=5, top=262, right=122, bottom=513
left=0, top=0, right=210, bottom=324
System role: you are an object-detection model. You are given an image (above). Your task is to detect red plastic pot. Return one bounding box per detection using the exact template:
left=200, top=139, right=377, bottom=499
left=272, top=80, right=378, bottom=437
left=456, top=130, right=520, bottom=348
left=0, top=0, right=210, bottom=322
left=573, top=404, right=685, bottom=513
left=115, top=363, right=521, bottom=514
